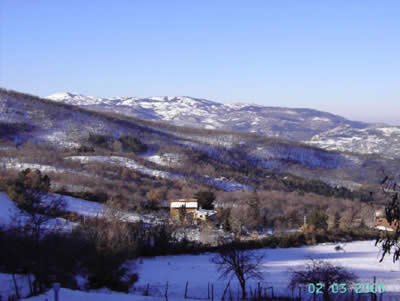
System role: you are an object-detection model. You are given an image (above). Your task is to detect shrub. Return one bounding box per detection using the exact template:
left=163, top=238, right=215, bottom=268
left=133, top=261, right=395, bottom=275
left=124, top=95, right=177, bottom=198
left=88, top=133, right=147, bottom=153
left=119, top=135, right=147, bottom=153
left=57, top=190, right=109, bottom=203
left=308, top=208, right=328, bottom=231
left=194, top=190, right=216, bottom=210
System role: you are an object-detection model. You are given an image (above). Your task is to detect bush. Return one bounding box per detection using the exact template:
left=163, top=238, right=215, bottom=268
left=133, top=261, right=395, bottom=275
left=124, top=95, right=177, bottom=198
left=87, top=251, right=138, bottom=292
left=77, top=145, right=95, bottom=153
left=194, top=190, right=216, bottom=210
left=0, top=226, right=139, bottom=293
left=88, top=133, right=147, bottom=153
left=308, top=209, right=328, bottom=231
left=57, top=190, right=109, bottom=203
left=119, top=135, right=147, bottom=153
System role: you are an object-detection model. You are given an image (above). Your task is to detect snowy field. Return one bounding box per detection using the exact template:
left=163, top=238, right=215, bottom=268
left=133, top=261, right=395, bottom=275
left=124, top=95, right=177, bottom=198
left=21, top=289, right=187, bottom=301
left=134, top=241, right=400, bottom=300
left=0, top=191, right=140, bottom=230
left=48, top=193, right=141, bottom=223
left=13, top=240, right=400, bottom=300
left=0, top=192, right=76, bottom=231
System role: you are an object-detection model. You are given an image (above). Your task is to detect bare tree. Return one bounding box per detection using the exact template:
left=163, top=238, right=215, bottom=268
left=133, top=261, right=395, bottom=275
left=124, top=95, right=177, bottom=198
left=211, top=243, right=264, bottom=299
left=376, top=174, right=400, bottom=262
left=289, top=259, right=357, bottom=301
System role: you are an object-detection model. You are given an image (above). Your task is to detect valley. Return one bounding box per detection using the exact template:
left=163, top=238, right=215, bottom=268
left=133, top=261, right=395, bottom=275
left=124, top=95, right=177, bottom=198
left=0, top=88, right=398, bottom=300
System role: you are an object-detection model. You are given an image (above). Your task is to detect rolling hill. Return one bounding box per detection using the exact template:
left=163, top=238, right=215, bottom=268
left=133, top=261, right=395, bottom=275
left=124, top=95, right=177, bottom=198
left=48, top=92, right=400, bottom=159
left=0, top=88, right=398, bottom=195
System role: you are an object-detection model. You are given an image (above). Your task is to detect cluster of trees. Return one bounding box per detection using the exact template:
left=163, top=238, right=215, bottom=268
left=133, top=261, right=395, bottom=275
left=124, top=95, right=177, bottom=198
left=0, top=121, right=35, bottom=142
left=211, top=242, right=357, bottom=301
left=0, top=135, right=382, bottom=228
left=215, top=190, right=375, bottom=236
left=2, top=167, right=396, bottom=300
left=1, top=169, right=216, bottom=296
left=0, top=169, right=140, bottom=295
left=87, top=133, right=147, bottom=153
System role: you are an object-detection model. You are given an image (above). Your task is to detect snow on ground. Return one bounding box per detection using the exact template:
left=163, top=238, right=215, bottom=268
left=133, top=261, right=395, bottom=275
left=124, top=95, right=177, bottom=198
left=142, top=152, right=183, bottom=167
left=21, top=288, right=186, bottom=301
left=1, top=191, right=140, bottom=230
left=0, top=192, right=19, bottom=225
left=51, top=193, right=141, bottom=223
left=134, top=241, right=400, bottom=300
left=379, top=127, right=400, bottom=136
left=40, top=130, right=81, bottom=148
left=67, top=156, right=251, bottom=192
left=0, top=192, right=76, bottom=231
left=4, top=235, right=400, bottom=300
left=66, top=156, right=183, bottom=180
left=0, top=160, right=60, bottom=173
left=0, top=190, right=105, bottom=222
left=45, top=193, right=107, bottom=218
left=0, top=273, right=33, bottom=300
left=203, top=176, right=252, bottom=192
left=312, top=117, right=331, bottom=122
left=43, top=193, right=141, bottom=223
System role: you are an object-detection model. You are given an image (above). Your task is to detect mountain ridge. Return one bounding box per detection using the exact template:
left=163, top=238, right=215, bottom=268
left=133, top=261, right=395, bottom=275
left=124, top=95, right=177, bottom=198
left=3, top=88, right=400, bottom=192
left=47, top=92, right=400, bottom=159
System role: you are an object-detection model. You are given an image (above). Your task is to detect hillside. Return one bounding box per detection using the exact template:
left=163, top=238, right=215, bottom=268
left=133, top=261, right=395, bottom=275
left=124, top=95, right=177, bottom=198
left=1, top=89, right=399, bottom=192
left=48, top=92, right=400, bottom=159
left=0, top=89, right=396, bottom=300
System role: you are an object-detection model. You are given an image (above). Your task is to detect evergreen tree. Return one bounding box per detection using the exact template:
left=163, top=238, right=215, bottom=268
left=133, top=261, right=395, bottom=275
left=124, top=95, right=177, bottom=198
left=194, top=190, right=216, bottom=210
left=333, top=211, right=341, bottom=229
left=246, top=191, right=261, bottom=229
left=308, top=208, right=328, bottom=231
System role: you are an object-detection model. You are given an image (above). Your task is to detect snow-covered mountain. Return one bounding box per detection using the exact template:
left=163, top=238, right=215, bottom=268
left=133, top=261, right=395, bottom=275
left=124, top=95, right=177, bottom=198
left=48, top=92, right=400, bottom=158
left=3, top=88, right=400, bottom=189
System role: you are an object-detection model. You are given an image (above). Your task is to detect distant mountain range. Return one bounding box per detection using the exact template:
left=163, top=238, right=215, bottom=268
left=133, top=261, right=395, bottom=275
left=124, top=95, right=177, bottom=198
left=2, top=88, right=400, bottom=191
left=47, top=92, right=400, bottom=159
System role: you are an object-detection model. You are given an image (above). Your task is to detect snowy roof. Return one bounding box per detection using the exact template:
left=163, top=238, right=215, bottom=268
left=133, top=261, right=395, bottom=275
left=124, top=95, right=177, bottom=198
left=375, top=225, right=394, bottom=232
left=169, top=198, right=197, bottom=203
left=170, top=199, right=198, bottom=209
left=170, top=202, right=198, bottom=209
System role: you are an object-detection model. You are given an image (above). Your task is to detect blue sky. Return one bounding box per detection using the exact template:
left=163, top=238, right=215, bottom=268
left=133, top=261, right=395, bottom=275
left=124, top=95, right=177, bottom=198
left=1, top=1, right=399, bottom=124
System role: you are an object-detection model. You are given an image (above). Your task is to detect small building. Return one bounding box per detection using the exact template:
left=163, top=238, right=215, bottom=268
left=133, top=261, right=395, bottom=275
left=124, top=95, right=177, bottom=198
left=374, top=208, right=395, bottom=231
left=194, top=209, right=217, bottom=223
left=170, top=199, right=198, bottom=221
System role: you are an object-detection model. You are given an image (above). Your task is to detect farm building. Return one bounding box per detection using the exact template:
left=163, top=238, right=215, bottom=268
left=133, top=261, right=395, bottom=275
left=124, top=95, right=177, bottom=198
left=194, top=209, right=217, bottom=223
left=170, top=199, right=198, bottom=221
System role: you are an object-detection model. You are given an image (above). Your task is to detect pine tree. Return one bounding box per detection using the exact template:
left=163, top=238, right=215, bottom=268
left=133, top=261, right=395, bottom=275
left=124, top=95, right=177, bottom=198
left=334, top=211, right=341, bottom=229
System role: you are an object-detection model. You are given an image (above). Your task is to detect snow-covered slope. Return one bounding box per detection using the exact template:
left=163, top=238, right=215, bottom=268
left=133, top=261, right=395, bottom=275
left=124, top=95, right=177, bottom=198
left=67, top=156, right=252, bottom=192
left=47, top=92, right=400, bottom=158
left=0, top=191, right=142, bottom=229
left=17, top=240, right=400, bottom=300
left=0, top=192, right=76, bottom=231
left=0, top=192, right=19, bottom=225
left=133, top=240, right=400, bottom=298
